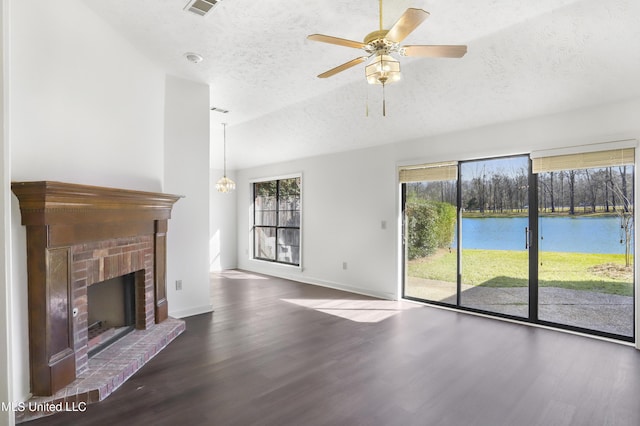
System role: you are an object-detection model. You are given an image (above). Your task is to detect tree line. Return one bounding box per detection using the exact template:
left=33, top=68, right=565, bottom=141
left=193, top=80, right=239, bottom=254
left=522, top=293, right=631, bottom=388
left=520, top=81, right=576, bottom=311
left=539, top=167, right=632, bottom=215
left=406, top=166, right=634, bottom=216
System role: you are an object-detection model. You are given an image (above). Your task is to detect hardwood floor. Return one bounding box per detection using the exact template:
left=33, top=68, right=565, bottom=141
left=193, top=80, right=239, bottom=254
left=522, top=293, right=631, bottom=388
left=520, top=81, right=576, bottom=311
left=27, top=270, right=640, bottom=425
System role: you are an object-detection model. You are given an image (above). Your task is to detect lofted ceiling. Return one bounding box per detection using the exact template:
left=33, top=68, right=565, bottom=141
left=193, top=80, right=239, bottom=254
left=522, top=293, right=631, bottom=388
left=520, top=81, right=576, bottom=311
left=83, top=0, right=640, bottom=170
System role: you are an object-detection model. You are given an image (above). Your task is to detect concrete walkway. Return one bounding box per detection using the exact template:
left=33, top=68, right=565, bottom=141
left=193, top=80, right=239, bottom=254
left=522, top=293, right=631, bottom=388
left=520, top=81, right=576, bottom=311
left=406, top=277, right=634, bottom=337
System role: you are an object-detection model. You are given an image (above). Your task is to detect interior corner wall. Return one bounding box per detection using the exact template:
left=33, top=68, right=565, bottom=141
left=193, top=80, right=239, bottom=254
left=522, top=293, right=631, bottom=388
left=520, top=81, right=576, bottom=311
left=210, top=169, right=238, bottom=271
left=8, top=0, right=168, bottom=402
left=164, top=75, right=212, bottom=318
left=1, top=0, right=15, bottom=423
left=236, top=97, right=640, bottom=307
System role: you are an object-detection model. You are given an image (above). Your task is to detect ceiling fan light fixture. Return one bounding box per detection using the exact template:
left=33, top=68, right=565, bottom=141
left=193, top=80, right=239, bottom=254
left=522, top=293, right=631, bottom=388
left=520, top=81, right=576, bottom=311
left=308, top=5, right=466, bottom=84
left=365, top=54, right=401, bottom=85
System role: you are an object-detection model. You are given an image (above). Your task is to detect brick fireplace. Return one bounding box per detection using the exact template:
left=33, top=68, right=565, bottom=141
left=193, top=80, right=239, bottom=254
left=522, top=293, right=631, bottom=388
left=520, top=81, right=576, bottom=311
left=70, top=235, right=155, bottom=376
left=11, top=181, right=183, bottom=398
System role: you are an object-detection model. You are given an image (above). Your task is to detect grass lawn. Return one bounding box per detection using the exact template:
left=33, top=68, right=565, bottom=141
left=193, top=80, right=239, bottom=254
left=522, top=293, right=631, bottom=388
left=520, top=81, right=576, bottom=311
left=408, top=249, right=634, bottom=296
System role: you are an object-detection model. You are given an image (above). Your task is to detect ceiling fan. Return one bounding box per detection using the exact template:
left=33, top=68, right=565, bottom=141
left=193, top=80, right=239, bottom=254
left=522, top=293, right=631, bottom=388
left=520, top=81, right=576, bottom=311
left=307, top=0, right=467, bottom=88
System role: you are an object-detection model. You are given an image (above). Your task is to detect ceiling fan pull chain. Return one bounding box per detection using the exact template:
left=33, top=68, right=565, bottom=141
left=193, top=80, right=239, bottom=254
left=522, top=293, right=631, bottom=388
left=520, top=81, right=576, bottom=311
left=382, top=82, right=386, bottom=117
left=366, top=84, right=370, bottom=117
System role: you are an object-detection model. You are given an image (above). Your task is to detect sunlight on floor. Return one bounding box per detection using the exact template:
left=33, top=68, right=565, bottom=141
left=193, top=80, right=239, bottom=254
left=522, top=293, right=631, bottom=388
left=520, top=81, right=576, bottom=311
left=281, top=298, right=421, bottom=323
left=211, top=270, right=268, bottom=280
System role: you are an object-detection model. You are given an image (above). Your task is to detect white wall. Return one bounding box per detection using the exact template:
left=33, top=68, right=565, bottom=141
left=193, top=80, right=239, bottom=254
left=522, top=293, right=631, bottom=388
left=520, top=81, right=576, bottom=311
left=1, top=0, right=15, bottom=422
left=7, top=0, right=212, bottom=402
left=164, top=75, right=212, bottom=318
left=10, top=0, right=165, bottom=189
left=237, top=146, right=398, bottom=299
left=210, top=169, right=237, bottom=271
left=237, top=98, right=640, bottom=310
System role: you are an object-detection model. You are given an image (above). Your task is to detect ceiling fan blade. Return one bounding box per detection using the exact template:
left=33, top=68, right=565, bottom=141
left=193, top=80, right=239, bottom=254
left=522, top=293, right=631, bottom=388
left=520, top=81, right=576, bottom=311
left=402, top=45, right=467, bottom=58
left=386, top=8, right=430, bottom=43
left=317, top=57, right=368, bottom=78
left=307, top=34, right=365, bottom=49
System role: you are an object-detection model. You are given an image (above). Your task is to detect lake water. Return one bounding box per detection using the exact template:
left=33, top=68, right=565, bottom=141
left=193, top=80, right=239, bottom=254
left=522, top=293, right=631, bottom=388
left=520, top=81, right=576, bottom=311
left=460, top=216, right=632, bottom=254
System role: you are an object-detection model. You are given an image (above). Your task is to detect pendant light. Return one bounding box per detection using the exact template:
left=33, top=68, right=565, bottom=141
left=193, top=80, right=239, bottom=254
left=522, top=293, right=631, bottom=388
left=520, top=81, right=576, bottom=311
left=216, top=123, right=236, bottom=193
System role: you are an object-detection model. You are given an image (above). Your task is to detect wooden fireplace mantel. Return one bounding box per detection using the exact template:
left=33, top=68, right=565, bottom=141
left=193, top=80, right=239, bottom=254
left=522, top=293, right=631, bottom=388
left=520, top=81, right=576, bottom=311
left=12, top=180, right=180, bottom=224
left=12, top=181, right=181, bottom=396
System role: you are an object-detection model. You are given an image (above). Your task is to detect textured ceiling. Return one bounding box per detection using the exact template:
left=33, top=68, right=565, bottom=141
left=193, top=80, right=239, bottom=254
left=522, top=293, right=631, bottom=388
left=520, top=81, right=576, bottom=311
left=83, top=0, right=640, bottom=170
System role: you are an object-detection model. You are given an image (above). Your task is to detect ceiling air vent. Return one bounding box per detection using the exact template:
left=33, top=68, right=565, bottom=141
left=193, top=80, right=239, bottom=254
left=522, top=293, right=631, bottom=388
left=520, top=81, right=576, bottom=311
left=184, top=0, right=219, bottom=17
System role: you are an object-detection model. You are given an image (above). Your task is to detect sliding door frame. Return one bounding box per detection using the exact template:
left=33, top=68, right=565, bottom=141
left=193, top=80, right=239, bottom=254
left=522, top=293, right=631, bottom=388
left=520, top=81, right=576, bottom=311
left=401, top=154, right=634, bottom=342
left=528, top=158, right=539, bottom=322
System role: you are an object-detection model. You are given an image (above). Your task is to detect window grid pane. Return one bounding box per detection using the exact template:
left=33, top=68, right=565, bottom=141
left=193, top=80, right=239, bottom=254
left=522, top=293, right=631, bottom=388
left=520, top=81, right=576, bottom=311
left=277, top=229, right=300, bottom=264
left=255, top=227, right=276, bottom=261
left=253, top=178, right=301, bottom=266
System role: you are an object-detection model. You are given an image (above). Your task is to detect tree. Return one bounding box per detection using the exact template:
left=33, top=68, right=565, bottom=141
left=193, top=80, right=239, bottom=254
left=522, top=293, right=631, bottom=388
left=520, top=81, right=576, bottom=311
left=405, top=200, right=456, bottom=260
left=584, top=169, right=597, bottom=213
left=568, top=170, right=577, bottom=215
left=606, top=179, right=634, bottom=267
left=619, top=165, right=630, bottom=212
left=605, top=167, right=613, bottom=212
left=620, top=211, right=633, bottom=268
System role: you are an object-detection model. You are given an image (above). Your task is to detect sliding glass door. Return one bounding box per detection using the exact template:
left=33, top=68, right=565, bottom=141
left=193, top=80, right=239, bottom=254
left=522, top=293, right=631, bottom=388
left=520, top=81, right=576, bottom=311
left=459, top=156, right=530, bottom=317
left=403, top=163, right=458, bottom=303
left=536, top=156, right=634, bottom=337
left=402, top=148, right=635, bottom=341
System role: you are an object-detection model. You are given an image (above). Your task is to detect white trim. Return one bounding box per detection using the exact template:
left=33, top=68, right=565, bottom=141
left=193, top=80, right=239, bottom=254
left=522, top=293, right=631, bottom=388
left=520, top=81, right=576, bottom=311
left=242, top=265, right=396, bottom=301
left=249, top=172, right=301, bottom=184
left=249, top=173, right=303, bottom=269
left=636, top=147, right=639, bottom=350
left=248, top=257, right=302, bottom=271
left=1, top=0, right=15, bottom=423
left=398, top=160, right=458, bottom=171
left=396, top=157, right=457, bottom=169
left=168, top=304, right=214, bottom=319
left=396, top=175, right=404, bottom=301
left=531, top=139, right=638, bottom=159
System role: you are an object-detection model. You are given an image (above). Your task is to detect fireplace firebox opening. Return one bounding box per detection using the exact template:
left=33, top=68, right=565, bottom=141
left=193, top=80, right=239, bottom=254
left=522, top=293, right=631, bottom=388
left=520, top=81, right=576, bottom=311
left=87, top=272, right=137, bottom=358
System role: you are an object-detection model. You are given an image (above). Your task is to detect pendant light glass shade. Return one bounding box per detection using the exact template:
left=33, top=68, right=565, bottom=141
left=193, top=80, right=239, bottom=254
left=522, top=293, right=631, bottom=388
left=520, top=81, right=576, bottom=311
left=216, top=176, right=236, bottom=193
left=365, top=54, right=401, bottom=85
left=216, top=123, right=236, bottom=193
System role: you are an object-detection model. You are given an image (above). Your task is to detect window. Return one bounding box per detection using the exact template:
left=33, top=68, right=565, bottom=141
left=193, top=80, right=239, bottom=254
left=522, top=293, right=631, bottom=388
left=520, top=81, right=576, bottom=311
left=253, top=176, right=301, bottom=266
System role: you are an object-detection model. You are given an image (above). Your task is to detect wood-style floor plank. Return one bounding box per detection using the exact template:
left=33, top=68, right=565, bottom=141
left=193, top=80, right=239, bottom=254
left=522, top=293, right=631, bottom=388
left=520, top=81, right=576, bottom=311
left=26, top=271, right=640, bottom=425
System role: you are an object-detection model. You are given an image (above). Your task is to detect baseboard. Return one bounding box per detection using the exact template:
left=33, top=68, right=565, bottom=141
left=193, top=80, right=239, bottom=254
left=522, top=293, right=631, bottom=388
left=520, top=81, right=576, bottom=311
left=169, top=304, right=214, bottom=319
left=240, top=265, right=396, bottom=301
left=299, top=276, right=396, bottom=301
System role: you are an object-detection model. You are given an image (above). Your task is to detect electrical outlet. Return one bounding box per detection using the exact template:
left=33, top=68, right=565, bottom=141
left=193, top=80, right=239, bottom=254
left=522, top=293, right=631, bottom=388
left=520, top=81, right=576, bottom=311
left=176, top=280, right=182, bottom=291
left=342, top=262, right=347, bottom=270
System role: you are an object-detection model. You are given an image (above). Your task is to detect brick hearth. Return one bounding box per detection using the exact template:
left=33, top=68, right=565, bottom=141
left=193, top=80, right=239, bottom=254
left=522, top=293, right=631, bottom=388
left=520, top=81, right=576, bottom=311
left=15, top=317, right=185, bottom=423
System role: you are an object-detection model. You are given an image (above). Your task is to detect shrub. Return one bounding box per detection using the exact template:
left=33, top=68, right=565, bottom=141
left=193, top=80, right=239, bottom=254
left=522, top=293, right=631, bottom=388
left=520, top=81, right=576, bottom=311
left=406, top=200, right=456, bottom=260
